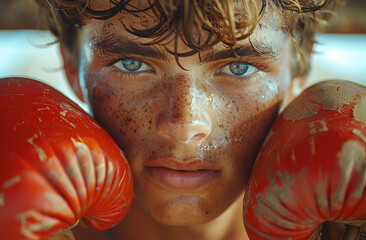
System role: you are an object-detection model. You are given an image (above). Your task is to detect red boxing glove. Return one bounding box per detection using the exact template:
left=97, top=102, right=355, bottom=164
left=0, top=78, right=133, bottom=239
left=244, top=80, right=366, bottom=239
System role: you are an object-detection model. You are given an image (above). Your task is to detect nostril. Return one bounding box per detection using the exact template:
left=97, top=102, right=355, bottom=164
left=157, top=128, right=210, bottom=144
left=189, top=133, right=208, bottom=143
left=156, top=105, right=212, bottom=144
left=159, top=132, right=176, bottom=142
left=160, top=132, right=192, bottom=144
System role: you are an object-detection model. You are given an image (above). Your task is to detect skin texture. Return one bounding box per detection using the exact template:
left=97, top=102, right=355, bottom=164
left=62, top=0, right=302, bottom=239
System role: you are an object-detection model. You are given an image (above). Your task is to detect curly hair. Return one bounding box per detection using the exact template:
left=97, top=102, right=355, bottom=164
left=33, top=0, right=344, bottom=76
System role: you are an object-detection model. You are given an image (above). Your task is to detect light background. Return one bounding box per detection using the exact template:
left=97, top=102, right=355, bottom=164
left=0, top=30, right=365, bottom=112
left=0, top=0, right=365, bottom=111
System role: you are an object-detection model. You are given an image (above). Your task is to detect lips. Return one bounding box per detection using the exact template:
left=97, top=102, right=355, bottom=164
left=144, top=158, right=221, bottom=189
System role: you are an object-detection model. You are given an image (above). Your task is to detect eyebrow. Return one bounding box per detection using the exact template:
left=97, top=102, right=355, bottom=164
left=91, top=34, right=168, bottom=60
left=200, top=43, right=280, bottom=63
left=91, top=33, right=280, bottom=62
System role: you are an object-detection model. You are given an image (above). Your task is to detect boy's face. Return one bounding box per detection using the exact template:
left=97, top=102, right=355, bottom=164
left=71, top=0, right=294, bottom=225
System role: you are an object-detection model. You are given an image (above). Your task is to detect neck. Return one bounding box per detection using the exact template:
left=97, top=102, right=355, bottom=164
left=114, top=194, right=249, bottom=240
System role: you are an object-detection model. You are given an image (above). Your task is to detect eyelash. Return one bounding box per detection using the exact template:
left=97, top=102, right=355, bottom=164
left=111, top=69, right=141, bottom=79
left=107, top=57, right=268, bottom=82
left=108, top=57, right=154, bottom=77
left=215, top=60, right=268, bottom=82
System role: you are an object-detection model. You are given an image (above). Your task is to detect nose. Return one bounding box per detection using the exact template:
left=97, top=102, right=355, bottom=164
left=156, top=75, right=212, bottom=145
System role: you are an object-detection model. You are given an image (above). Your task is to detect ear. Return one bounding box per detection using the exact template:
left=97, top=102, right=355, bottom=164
left=284, top=40, right=314, bottom=106
left=60, top=44, right=85, bottom=103
left=285, top=75, right=308, bottom=106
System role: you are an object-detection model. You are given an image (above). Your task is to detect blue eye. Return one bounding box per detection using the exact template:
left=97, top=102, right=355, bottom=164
left=122, top=59, right=142, bottom=71
left=230, top=63, right=249, bottom=75
left=113, top=59, right=152, bottom=72
left=219, top=62, right=257, bottom=76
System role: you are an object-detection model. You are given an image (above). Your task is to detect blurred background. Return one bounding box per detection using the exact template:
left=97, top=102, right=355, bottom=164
left=0, top=0, right=365, bottom=109
left=1, top=0, right=365, bottom=33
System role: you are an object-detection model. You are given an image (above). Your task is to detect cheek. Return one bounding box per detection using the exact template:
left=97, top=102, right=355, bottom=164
left=86, top=77, right=135, bottom=142
left=218, top=83, right=282, bottom=169
left=85, top=75, right=164, bottom=157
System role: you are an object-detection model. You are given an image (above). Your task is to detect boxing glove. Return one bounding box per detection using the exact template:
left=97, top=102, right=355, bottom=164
left=243, top=80, right=366, bottom=239
left=0, top=78, right=133, bottom=239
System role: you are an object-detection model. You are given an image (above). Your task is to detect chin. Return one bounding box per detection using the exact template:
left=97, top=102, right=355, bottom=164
left=146, top=194, right=222, bottom=226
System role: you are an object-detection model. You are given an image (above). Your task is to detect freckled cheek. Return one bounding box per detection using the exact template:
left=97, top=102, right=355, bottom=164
left=88, top=80, right=163, bottom=158
left=90, top=84, right=127, bottom=137
left=219, top=95, right=281, bottom=167
left=82, top=67, right=153, bottom=153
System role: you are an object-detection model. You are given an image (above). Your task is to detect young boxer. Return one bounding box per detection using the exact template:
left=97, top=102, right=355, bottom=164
left=30, top=0, right=345, bottom=239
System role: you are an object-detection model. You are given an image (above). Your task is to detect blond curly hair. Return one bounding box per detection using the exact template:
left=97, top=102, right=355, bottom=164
left=34, top=0, right=344, bottom=76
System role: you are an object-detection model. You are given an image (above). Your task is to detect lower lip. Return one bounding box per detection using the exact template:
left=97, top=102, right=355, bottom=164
left=145, top=167, right=221, bottom=189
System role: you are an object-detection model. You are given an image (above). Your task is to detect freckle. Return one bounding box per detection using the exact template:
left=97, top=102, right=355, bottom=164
left=205, top=210, right=209, bottom=215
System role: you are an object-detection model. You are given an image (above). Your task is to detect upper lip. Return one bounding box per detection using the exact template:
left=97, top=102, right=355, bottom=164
left=145, top=157, right=220, bottom=171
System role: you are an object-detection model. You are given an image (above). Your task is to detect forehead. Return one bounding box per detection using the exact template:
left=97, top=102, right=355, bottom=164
left=85, top=0, right=283, bottom=30
left=83, top=0, right=287, bottom=55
